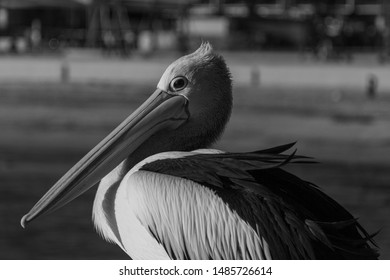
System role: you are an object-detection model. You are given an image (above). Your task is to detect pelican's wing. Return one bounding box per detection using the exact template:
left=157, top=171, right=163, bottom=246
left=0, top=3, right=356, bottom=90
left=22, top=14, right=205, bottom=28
left=139, top=143, right=379, bottom=260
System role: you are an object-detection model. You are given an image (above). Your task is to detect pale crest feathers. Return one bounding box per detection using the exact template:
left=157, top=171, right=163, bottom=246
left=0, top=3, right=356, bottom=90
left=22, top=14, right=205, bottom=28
left=157, top=41, right=232, bottom=93
left=190, top=41, right=214, bottom=59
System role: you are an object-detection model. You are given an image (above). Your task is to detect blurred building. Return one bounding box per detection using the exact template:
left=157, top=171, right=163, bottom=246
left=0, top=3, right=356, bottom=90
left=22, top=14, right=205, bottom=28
left=0, top=0, right=88, bottom=53
left=189, top=0, right=387, bottom=52
left=85, top=0, right=198, bottom=55
left=0, top=0, right=389, bottom=54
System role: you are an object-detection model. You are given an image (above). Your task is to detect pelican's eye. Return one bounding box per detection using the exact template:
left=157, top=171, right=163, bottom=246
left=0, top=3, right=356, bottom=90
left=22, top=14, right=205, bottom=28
left=169, top=76, right=188, bottom=92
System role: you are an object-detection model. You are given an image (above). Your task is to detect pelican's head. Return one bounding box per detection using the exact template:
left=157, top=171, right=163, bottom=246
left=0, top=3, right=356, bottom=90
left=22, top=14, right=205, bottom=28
left=21, top=42, right=232, bottom=226
left=156, top=42, right=232, bottom=150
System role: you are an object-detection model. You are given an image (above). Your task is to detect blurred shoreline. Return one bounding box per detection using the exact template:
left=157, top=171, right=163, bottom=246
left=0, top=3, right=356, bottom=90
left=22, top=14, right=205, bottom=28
left=0, top=50, right=389, bottom=90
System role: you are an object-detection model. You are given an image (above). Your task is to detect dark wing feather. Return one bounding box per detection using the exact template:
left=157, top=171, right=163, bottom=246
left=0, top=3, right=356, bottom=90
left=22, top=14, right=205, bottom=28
left=141, top=143, right=379, bottom=260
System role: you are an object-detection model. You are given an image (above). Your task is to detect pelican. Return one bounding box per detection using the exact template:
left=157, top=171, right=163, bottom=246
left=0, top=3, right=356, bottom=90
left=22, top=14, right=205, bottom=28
left=21, top=42, right=378, bottom=260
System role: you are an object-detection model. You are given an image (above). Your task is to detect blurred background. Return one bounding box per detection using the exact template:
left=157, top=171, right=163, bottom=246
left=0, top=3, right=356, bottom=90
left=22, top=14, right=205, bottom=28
left=0, top=0, right=389, bottom=260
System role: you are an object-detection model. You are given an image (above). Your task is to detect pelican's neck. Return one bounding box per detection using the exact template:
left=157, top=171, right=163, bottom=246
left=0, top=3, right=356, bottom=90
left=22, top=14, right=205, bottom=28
left=92, top=161, right=127, bottom=247
left=92, top=132, right=185, bottom=245
left=92, top=144, right=226, bottom=245
left=92, top=106, right=230, bottom=245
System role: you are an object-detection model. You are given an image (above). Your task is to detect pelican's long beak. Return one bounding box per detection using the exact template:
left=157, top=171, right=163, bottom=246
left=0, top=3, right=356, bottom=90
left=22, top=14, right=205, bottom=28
left=21, top=89, right=189, bottom=227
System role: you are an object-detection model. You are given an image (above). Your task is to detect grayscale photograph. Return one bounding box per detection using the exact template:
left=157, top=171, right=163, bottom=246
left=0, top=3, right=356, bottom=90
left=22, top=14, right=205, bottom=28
left=0, top=0, right=389, bottom=260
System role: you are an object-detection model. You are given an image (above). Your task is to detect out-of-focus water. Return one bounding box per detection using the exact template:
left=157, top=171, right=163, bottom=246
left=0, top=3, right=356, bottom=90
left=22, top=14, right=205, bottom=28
left=1, top=82, right=389, bottom=259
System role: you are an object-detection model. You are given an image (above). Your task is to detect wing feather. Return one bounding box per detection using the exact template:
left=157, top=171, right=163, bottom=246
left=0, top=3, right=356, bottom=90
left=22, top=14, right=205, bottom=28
left=140, top=144, right=379, bottom=259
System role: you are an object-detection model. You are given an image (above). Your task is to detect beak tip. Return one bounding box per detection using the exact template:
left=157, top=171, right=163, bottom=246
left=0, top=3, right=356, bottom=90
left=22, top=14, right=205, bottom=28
left=20, top=214, right=29, bottom=229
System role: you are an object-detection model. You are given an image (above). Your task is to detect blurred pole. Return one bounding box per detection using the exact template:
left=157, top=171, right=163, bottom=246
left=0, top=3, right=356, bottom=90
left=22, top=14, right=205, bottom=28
left=280, top=0, right=291, bottom=14
left=0, top=8, right=8, bottom=30
left=244, top=0, right=257, bottom=49
left=140, top=0, right=159, bottom=56
left=383, top=0, right=390, bottom=61
left=61, top=52, right=70, bottom=84
left=366, top=74, right=378, bottom=100
left=346, top=0, right=355, bottom=13
left=250, top=66, right=260, bottom=88
left=113, top=1, right=129, bottom=56
left=114, top=2, right=132, bottom=56
left=86, top=0, right=102, bottom=47
left=213, top=0, right=224, bottom=16
left=177, top=4, right=190, bottom=55
left=61, top=58, right=70, bottom=84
